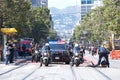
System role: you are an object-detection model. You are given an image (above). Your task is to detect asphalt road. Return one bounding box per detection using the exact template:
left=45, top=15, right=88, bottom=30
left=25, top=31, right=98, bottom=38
left=0, top=53, right=120, bottom=80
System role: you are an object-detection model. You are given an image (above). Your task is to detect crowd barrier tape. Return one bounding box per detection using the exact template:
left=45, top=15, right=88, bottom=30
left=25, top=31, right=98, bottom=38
left=110, top=50, right=120, bottom=59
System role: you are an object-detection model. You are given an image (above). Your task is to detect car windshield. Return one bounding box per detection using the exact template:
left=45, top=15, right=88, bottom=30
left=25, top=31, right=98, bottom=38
left=49, top=44, right=66, bottom=50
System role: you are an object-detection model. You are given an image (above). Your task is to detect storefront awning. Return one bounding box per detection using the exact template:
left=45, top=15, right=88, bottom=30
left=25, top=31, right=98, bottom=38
left=1, top=28, right=17, bottom=33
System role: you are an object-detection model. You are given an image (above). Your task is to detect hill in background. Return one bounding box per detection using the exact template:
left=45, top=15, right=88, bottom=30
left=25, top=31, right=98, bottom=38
left=50, top=6, right=81, bottom=39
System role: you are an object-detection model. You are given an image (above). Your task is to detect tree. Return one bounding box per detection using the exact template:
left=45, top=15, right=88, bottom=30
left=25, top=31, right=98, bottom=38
left=0, top=0, right=31, bottom=37
left=0, top=0, right=52, bottom=43
left=27, top=7, right=51, bottom=42
left=103, top=0, right=120, bottom=37
left=74, top=0, right=120, bottom=45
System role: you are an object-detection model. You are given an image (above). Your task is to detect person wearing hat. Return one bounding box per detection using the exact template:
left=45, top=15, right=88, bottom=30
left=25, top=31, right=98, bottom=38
left=45, top=43, right=50, bottom=51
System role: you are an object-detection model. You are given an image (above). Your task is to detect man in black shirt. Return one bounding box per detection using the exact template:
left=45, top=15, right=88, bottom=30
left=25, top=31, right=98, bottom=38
left=8, top=41, right=14, bottom=63
left=95, top=45, right=110, bottom=67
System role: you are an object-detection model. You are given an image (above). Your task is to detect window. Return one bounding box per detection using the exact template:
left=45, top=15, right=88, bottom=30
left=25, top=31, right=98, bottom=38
left=81, top=0, right=94, bottom=4
left=81, top=12, right=87, bottom=15
left=87, top=0, right=94, bottom=4
left=87, top=6, right=92, bottom=9
left=87, top=0, right=92, bottom=4
left=81, top=8, right=86, bottom=11
left=81, top=6, right=86, bottom=9
left=81, top=0, right=86, bottom=4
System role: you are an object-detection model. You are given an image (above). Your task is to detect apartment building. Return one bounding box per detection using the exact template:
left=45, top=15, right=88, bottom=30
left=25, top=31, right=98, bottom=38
left=31, top=0, right=48, bottom=8
left=80, top=0, right=103, bottom=20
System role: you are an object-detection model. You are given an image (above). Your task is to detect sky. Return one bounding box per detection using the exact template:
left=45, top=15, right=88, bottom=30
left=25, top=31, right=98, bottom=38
left=48, top=0, right=80, bottom=9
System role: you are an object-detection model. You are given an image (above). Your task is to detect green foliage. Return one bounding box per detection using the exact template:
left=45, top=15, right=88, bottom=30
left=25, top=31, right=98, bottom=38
left=0, top=0, right=53, bottom=43
left=27, top=7, right=51, bottom=42
left=74, top=0, right=120, bottom=44
left=103, top=0, right=120, bottom=35
left=74, top=25, right=82, bottom=41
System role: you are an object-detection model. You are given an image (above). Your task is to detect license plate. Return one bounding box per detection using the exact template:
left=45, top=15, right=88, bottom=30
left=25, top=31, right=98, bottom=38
left=55, top=57, right=60, bottom=59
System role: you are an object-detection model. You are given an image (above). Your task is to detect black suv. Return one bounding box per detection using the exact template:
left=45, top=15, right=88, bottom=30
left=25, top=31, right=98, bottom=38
left=49, top=42, right=70, bottom=64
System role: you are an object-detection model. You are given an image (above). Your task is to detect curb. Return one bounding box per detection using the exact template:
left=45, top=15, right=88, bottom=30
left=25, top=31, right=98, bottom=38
left=0, top=56, right=32, bottom=65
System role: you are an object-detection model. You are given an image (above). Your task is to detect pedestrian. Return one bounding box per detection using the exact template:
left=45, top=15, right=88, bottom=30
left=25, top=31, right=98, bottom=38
left=8, top=41, right=14, bottom=63
left=79, top=45, right=85, bottom=59
left=95, top=44, right=110, bottom=67
left=22, top=44, right=26, bottom=58
left=31, top=44, right=35, bottom=62
left=13, top=43, right=18, bottom=60
left=92, top=47, right=97, bottom=56
left=0, top=44, right=4, bottom=61
left=5, top=42, right=10, bottom=65
left=90, top=45, right=94, bottom=55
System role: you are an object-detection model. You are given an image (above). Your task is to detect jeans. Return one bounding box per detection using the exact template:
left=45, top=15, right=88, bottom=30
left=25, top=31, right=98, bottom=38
left=5, top=55, right=10, bottom=65
left=23, top=51, right=26, bottom=58
left=9, top=51, right=14, bottom=63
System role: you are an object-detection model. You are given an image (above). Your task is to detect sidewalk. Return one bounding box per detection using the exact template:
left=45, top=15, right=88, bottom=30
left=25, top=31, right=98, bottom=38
left=0, top=56, right=31, bottom=65
left=0, top=56, right=31, bottom=75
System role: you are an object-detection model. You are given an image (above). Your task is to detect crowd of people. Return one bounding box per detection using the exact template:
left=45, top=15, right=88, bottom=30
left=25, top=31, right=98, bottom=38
left=1, top=40, right=33, bottom=65
left=4, top=41, right=17, bottom=65
left=0, top=39, right=110, bottom=67
left=67, top=42, right=110, bottom=67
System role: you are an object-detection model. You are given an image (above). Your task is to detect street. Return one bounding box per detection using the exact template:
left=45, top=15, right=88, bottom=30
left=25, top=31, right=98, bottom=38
left=0, top=52, right=120, bottom=80
left=0, top=0, right=120, bottom=80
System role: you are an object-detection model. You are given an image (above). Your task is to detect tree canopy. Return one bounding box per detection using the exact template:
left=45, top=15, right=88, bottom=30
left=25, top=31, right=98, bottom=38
left=74, top=0, right=120, bottom=45
left=0, top=0, right=55, bottom=43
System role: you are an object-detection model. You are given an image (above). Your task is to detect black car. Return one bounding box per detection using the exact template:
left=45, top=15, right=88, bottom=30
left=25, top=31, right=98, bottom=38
left=49, top=42, right=70, bottom=64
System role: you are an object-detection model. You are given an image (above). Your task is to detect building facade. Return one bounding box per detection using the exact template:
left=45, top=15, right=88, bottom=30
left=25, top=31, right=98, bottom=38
left=31, top=0, right=48, bottom=8
left=80, top=0, right=103, bottom=20
left=80, top=0, right=94, bottom=20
